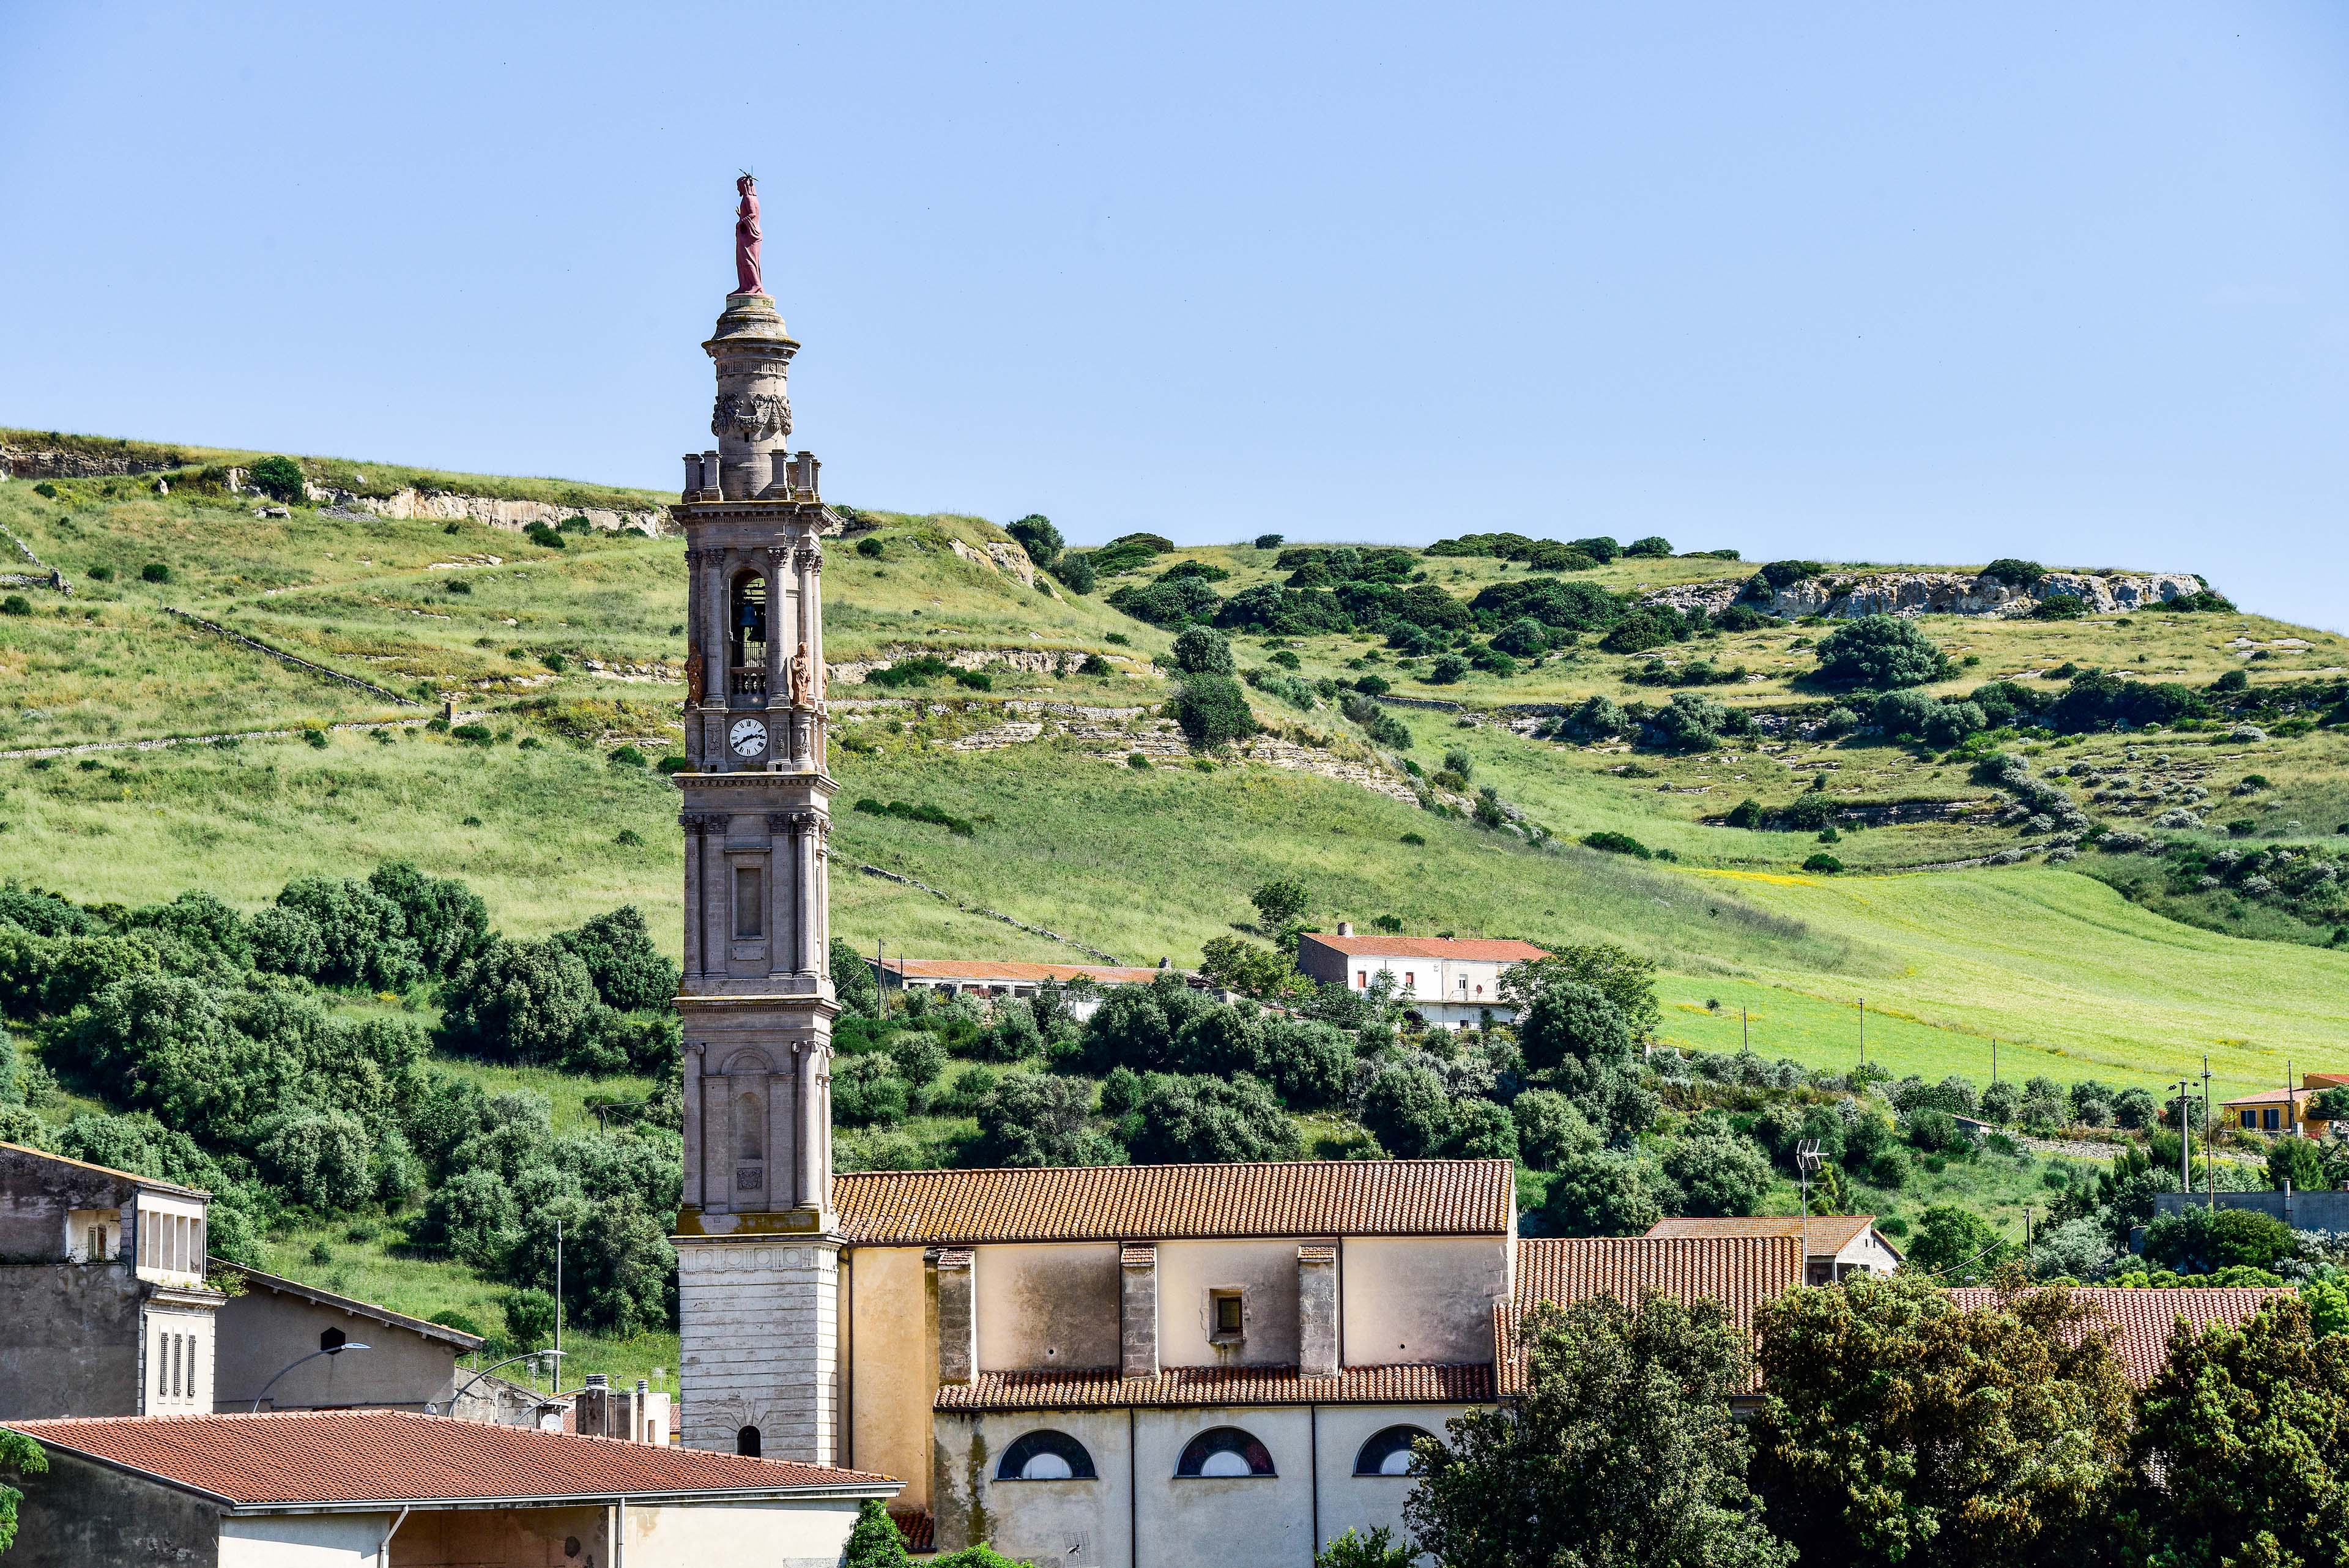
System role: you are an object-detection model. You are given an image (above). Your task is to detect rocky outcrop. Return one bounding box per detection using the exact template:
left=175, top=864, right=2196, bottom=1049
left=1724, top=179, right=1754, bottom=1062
left=1, top=445, right=185, bottom=479
left=946, top=535, right=1039, bottom=587
left=829, top=645, right=1156, bottom=685
left=1642, top=569, right=2207, bottom=620
left=303, top=484, right=670, bottom=537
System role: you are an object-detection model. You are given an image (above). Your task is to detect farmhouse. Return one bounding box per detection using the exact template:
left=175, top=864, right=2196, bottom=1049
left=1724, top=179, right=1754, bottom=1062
left=870, top=957, right=1173, bottom=1019
left=1292, top=927, right=1548, bottom=1029
left=2221, top=1072, right=2349, bottom=1135
left=1643, top=1215, right=1903, bottom=1285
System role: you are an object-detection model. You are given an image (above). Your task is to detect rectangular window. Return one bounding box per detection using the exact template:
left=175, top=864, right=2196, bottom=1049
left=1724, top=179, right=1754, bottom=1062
left=734, top=866, right=764, bottom=938
left=1356, top=972, right=1367, bottom=989
left=1211, top=1290, right=1244, bottom=1340
left=87, top=1225, right=102, bottom=1261
left=2242, top=1111, right=2257, bottom=1129
left=2265, top=1107, right=2282, bottom=1131
left=1403, top=972, right=1415, bottom=990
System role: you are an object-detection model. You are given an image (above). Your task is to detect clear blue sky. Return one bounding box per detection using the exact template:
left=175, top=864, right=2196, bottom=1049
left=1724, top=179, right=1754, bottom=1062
left=4, top=4, right=2344, bottom=626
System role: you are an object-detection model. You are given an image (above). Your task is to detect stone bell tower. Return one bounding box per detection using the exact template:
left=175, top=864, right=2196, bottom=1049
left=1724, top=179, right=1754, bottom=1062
left=672, top=174, right=842, bottom=1463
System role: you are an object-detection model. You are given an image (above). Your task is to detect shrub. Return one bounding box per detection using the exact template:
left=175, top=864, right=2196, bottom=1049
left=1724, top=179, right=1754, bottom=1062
left=1554, top=694, right=1624, bottom=742
left=1427, top=653, right=1470, bottom=684
left=2141, top=1205, right=2296, bottom=1274
left=1120, top=1072, right=1301, bottom=1164
left=275, top=875, right=425, bottom=990
left=140, top=562, right=171, bottom=583
left=524, top=521, right=565, bottom=549
left=1663, top=1131, right=1772, bottom=1217
left=1048, top=553, right=1097, bottom=593
left=2034, top=593, right=2087, bottom=620
left=1005, top=514, right=1063, bottom=568
left=1170, top=625, right=1234, bottom=675
left=1490, top=617, right=1548, bottom=657
left=1643, top=691, right=1751, bottom=752
left=1582, top=831, right=1650, bottom=859
left=1624, top=535, right=1674, bottom=558
left=437, top=938, right=602, bottom=1066
left=1813, top=615, right=1950, bottom=688
left=855, top=535, right=883, bottom=558
left=1725, top=798, right=1763, bottom=829
left=1171, top=675, right=1256, bottom=746
left=553, top=906, right=678, bottom=1013
left=1801, top=852, right=1844, bottom=874
left=249, top=455, right=305, bottom=502
left=1127, top=752, right=1151, bottom=769
left=0, top=596, right=28, bottom=617
left=1539, top=1149, right=1662, bottom=1236
left=1979, top=558, right=2044, bottom=589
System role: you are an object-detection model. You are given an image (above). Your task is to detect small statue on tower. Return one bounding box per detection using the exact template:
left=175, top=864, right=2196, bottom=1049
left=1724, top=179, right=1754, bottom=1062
left=732, top=173, right=762, bottom=296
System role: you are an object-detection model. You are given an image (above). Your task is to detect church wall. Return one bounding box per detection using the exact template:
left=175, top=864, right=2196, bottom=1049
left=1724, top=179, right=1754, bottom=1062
left=933, top=1408, right=1133, bottom=1567
left=1137, top=1404, right=1316, bottom=1568
left=974, top=1243, right=1120, bottom=1371
left=1338, top=1237, right=1509, bottom=1366
left=846, top=1244, right=937, bottom=1508
left=1310, top=1403, right=1475, bottom=1559
left=1156, top=1240, right=1306, bottom=1368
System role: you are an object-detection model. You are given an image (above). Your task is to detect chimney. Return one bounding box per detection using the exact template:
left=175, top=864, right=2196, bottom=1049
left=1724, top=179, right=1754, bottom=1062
left=1298, top=1246, right=1338, bottom=1379
left=1120, top=1244, right=1159, bottom=1380
left=1336, top=921, right=1354, bottom=938
left=930, top=1247, right=978, bottom=1386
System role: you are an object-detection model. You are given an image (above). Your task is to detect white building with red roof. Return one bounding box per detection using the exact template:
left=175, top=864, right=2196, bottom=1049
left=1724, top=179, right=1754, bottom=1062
left=1294, top=926, right=1549, bottom=1027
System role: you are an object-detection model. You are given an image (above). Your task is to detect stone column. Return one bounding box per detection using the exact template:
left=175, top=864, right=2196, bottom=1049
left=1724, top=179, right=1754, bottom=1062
left=798, top=813, right=820, bottom=976
left=1297, top=1245, right=1338, bottom=1379
left=681, top=1041, right=705, bottom=1209
left=795, top=1038, right=823, bottom=1212
left=764, top=814, right=795, bottom=973
left=702, top=550, right=730, bottom=735
left=932, top=1248, right=978, bottom=1386
left=1119, top=1243, right=1159, bottom=1380
left=762, top=547, right=788, bottom=717
left=679, top=814, right=705, bottom=977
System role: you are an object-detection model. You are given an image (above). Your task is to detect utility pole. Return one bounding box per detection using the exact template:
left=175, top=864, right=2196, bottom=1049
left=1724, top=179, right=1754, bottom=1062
left=554, top=1217, right=564, bottom=1384
left=1858, top=998, right=1866, bottom=1067
left=2173, top=1077, right=2195, bottom=1194
left=1991, top=1038, right=1998, bottom=1085
left=1742, top=1006, right=1749, bottom=1053
left=2203, top=1057, right=2216, bottom=1209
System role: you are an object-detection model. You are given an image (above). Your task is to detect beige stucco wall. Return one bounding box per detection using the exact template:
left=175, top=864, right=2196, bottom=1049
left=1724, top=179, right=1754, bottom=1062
left=219, top=1510, right=386, bottom=1567
left=975, top=1243, right=1119, bottom=1371
left=848, top=1244, right=937, bottom=1509
left=1833, top=1231, right=1901, bottom=1276
left=1137, top=1404, right=1315, bottom=1568
left=628, top=1497, right=875, bottom=1567
left=1339, top=1237, right=1508, bottom=1366
left=1157, top=1240, right=1306, bottom=1367
left=934, top=1408, right=1135, bottom=1567
left=1310, top=1404, right=1472, bottom=1562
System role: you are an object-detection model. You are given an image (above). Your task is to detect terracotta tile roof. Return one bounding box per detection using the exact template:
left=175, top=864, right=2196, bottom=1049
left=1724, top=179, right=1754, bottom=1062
left=836, top=1160, right=1515, bottom=1245
left=1643, top=1216, right=1889, bottom=1258
left=1502, top=1236, right=1803, bottom=1395
left=1297, top=935, right=1548, bottom=963
left=2220, top=1089, right=2312, bottom=1108
left=2, top=1410, right=896, bottom=1506
left=933, top=1363, right=1494, bottom=1412
left=880, top=959, right=1166, bottom=986
left=209, top=1259, right=485, bottom=1351
left=891, top=1509, right=936, bottom=1553
left=1945, top=1287, right=2288, bottom=1386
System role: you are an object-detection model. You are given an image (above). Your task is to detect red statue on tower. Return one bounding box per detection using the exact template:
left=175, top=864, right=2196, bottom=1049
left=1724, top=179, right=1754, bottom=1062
left=732, top=173, right=762, bottom=296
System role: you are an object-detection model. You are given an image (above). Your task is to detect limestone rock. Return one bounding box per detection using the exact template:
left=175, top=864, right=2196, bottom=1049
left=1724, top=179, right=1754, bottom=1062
left=1641, top=568, right=2208, bottom=620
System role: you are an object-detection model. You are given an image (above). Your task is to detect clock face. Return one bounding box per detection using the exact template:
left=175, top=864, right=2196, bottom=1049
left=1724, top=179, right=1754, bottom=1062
left=729, top=718, right=768, bottom=757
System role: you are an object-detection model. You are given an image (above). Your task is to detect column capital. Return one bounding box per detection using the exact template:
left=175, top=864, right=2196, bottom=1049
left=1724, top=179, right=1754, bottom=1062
left=679, top=811, right=729, bottom=834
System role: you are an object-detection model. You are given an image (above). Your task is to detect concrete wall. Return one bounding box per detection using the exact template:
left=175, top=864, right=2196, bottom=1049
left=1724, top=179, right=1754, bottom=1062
left=1157, top=1241, right=1305, bottom=1368
left=218, top=1512, right=384, bottom=1567
left=0, top=1261, right=144, bottom=1419
left=1340, top=1237, right=1510, bottom=1366
left=213, top=1287, right=460, bottom=1411
left=848, top=1245, right=937, bottom=1506
left=2152, top=1189, right=2349, bottom=1230
left=0, top=1146, right=139, bottom=1261
left=6, top=1446, right=223, bottom=1567
left=933, top=1403, right=1467, bottom=1567
left=976, top=1243, right=1120, bottom=1372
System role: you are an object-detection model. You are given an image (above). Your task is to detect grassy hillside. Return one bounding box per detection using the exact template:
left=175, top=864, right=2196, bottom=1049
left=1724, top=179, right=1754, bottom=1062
left=4, top=447, right=2347, bottom=1112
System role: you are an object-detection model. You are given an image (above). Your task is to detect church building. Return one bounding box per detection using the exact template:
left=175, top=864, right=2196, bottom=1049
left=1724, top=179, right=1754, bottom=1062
left=662, top=183, right=1783, bottom=1565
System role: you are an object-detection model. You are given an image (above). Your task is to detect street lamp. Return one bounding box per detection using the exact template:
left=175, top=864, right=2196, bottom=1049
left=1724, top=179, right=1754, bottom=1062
left=250, top=1328, right=371, bottom=1412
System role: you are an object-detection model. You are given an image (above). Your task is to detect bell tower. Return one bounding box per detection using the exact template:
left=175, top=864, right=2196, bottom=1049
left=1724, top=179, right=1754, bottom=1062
left=672, top=175, right=842, bottom=1463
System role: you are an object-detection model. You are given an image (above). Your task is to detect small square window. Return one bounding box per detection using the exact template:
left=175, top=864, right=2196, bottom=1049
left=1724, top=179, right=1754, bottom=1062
left=1211, top=1291, right=1244, bottom=1340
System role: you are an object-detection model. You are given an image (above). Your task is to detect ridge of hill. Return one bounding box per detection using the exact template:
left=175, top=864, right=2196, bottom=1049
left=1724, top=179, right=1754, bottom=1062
left=1, top=437, right=2347, bottom=1110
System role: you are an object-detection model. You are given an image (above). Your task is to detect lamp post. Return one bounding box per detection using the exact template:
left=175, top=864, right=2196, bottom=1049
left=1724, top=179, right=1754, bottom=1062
left=250, top=1329, right=371, bottom=1412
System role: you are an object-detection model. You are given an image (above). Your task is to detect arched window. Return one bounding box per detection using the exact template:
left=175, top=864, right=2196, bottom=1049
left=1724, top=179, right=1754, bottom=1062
left=737, top=1425, right=762, bottom=1457
left=1174, top=1427, right=1275, bottom=1478
left=1353, top=1425, right=1433, bottom=1476
left=735, top=1091, right=764, bottom=1162
left=996, top=1430, right=1097, bottom=1481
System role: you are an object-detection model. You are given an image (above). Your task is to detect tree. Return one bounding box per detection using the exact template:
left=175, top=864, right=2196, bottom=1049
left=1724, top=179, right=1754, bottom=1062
left=1360, top=1063, right=1456, bottom=1159
left=1004, top=514, right=1063, bottom=569
left=1906, top=1204, right=2009, bottom=1282
left=1664, top=1131, right=1772, bottom=1218
left=552, top=905, right=678, bottom=1013
left=842, top=1498, right=914, bottom=1568
left=1501, top=942, right=1661, bottom=1041
left=1408, top=1294, right=1791, bottom=1568
left=365, top=861, right=489, bottom=975
left=1812, top=614, right=1951, bottom=689
left=1250, top=878, right=1310, bottom=932
left=274, top=875, right=425, bottom=990
left=1539, top=1148, right=1663, bottom=1237
left=2268, top=1135, right=2328, bottom=1193
left=1511, top=1088, right=1599, bottom=1172
left=1171, top=674, right=1256, bottom=746
left=1169, top=625, right=1234, bottom=674
left=1751, top=1276, right=2132, bottom=1568
left=2141, top=1205, right=2296, bottom=1275
left=1120, top=1072, right=1301, bottom=1164
left=831, top=938, right=882, bottom=1017
left=973, top=1073, right=1121, bottom=1167
left=1078, top=972, right=1217, bottom=1074
left=2122, top=1296, right=2349, bottom=1568
left=0, top=1429, right=46, bottom=1557
left=436, top=938, right=602, bottom=1066
left=1625, top=535, right=1675, bottom=558
left=249, top=454, right=305, bottom=503
left=1196, top=935, right=1305, bottom=1001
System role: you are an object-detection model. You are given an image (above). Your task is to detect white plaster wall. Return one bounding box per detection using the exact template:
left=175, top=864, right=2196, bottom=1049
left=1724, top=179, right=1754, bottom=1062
left=937, top=1409, right=1134, bottom=1568
left=143, top=1301, right=217, bottom=1414
left=975, top=1243, right=1120, bottom=1372
left=1836, top=1232, right=1900, bottom=1275
left=1137, top=1405, right=1315, bottom=1568
left=678, top=1238, right=838, bottom=1462
left=1157, top=1241, right=1305, bottom=1367
left=628, top=1498, right=874, bottom=1568
left=218, top=1512, right=382, bottom=1567
left=1310, top=1404, right=1474, bottom=1562
left=1339, top=1238, right=1508, bottom=1367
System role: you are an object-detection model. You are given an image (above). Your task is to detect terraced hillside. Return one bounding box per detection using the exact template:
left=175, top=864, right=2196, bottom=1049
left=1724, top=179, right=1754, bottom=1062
left=2, top=438, right=2347, bottom=1104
